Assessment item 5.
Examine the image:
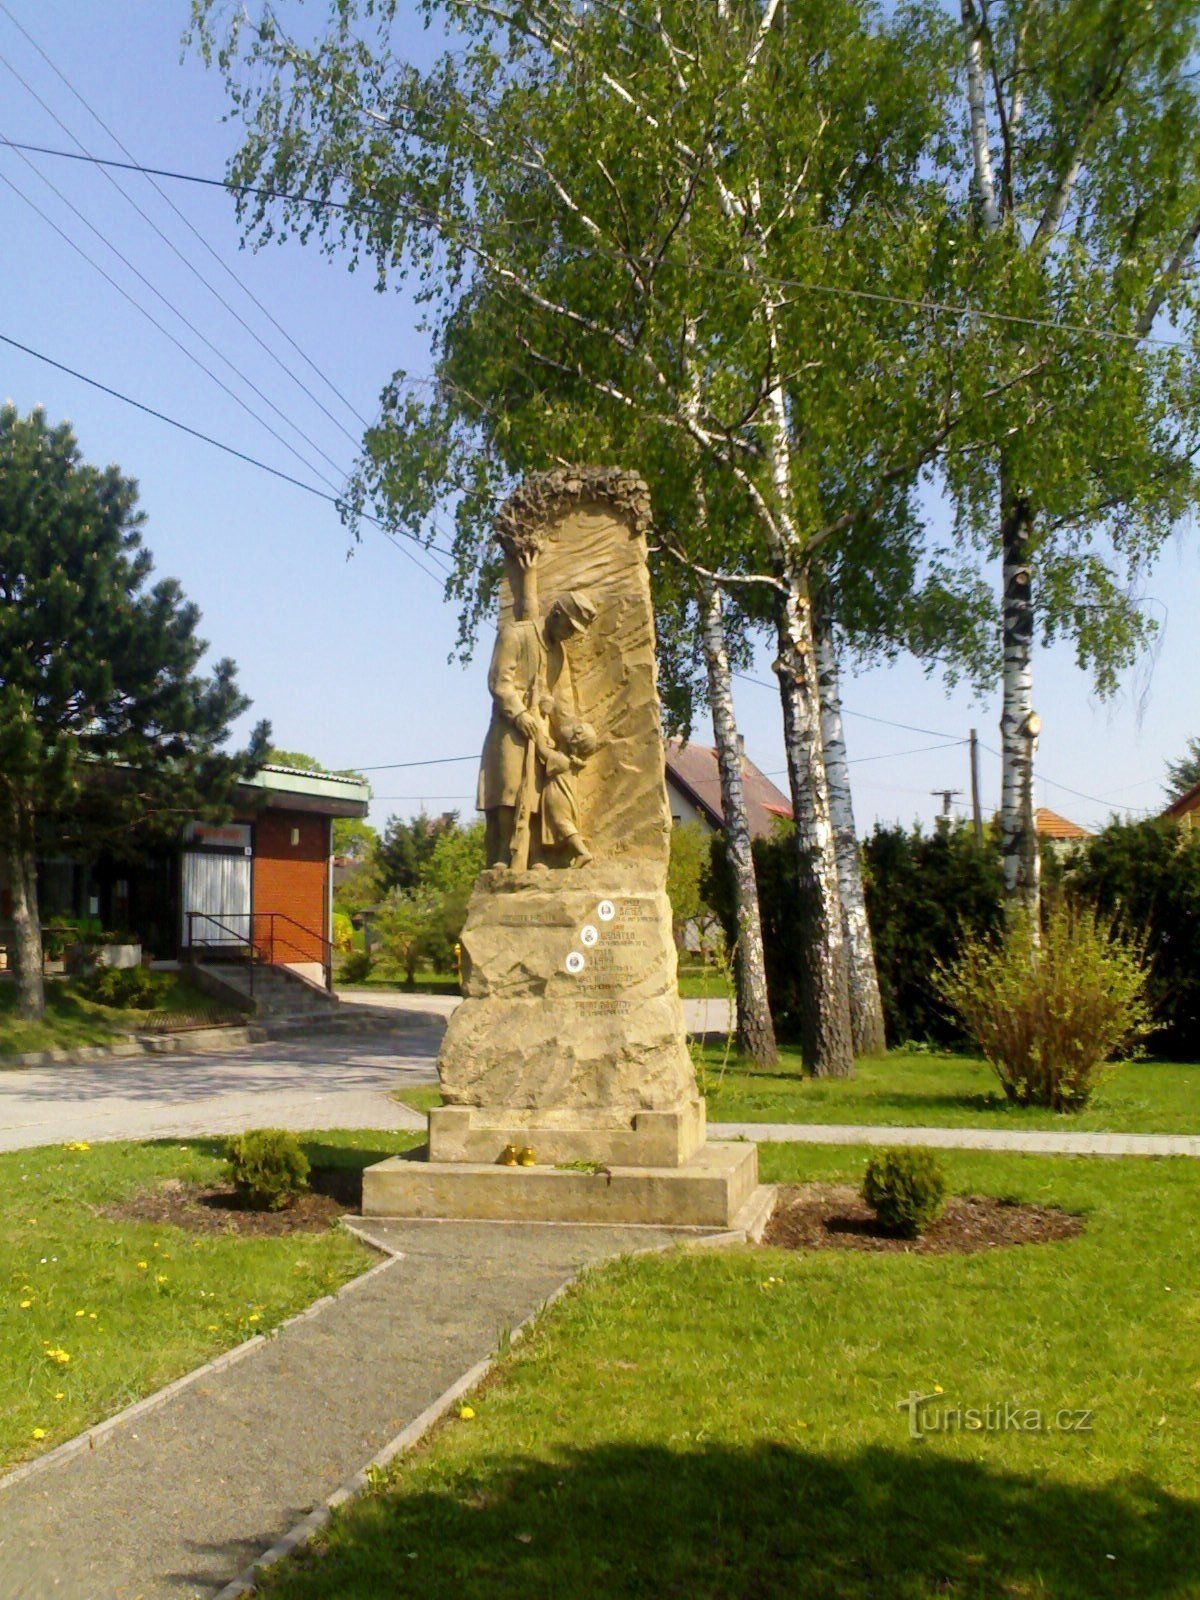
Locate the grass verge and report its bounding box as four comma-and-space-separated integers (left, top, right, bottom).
696, 1046, 1200, 1134
0, 1129, 420, 1470
0, 973, 245, 1059
392, 1049, 1200, 1135
257, 1146, 1199, 1600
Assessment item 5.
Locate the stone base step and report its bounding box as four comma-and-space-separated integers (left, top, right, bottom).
362, 1140, 758, 1229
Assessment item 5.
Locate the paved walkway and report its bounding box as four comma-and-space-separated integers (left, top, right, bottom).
0, 1218, 692, 1600
0, 1024, 436, 1153
710, 1121, 1200, 1157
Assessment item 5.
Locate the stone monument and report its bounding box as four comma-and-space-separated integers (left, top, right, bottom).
363, 468, 763, 1229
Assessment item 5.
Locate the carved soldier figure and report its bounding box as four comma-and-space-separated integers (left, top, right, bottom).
477, 588, 598, 867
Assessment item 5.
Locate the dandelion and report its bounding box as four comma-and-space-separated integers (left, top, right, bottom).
156, 1274, 168, 1286
247, 1312, 260, 1323
136, 1262, 148, 1271
88, 1313, 96, 1320
458, 1405, 476, 1420
75, 1310, 86, 1318
206, 1324, 218, 1333
53, 1392, 64, 1401
44, 1348, 71, 1365
31, 1428, 46, 1440
19, 1300, 31, 1310
933, 1385, 944, 1395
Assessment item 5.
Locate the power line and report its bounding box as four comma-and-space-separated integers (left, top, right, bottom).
0, 87, 350, 486
0, 2, 368, 442
0, 328, 450, 586
355, 754, 479, 772
3, 137, 1195, 357
0, 155, 348, 496
975, 740, 1114, 811
732, 672, 963, 741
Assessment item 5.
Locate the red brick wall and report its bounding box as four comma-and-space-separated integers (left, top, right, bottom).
251, 809, 331, 965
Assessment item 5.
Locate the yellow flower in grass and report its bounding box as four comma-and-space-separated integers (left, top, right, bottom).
75, 1310, 86, 1318
31, 1428, 46, 1440
458, 1405, 476, 1421
19, 1300, 31, 1310
136, 1262, 148, 1271
156, 1275, 168, 1286
44, 1348, 70, 1366
53, 1392, 64, 1401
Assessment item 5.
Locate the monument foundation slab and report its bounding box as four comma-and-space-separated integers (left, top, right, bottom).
362, 1140, 759, 1229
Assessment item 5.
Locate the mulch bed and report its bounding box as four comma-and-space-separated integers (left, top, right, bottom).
102, 1166, 362, 1237
764, 1183, 1083, 1256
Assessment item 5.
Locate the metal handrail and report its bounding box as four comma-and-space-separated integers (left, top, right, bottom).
185, 910, 333, 993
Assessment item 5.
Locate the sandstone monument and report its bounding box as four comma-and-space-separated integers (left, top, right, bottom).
363, 468, 762, 1227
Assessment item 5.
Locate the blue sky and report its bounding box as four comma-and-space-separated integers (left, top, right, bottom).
2, 1, 1196, 837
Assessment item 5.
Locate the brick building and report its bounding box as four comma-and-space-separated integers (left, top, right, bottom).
0, 764, 370, 990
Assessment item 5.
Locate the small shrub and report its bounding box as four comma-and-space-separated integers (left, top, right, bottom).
863, 1147, 948, 1238
331, 911, 354, 954
936, 901, 1150, 1112
339, 948, 374, 984
86, 965, 162, 1009
225, 1129, 310, 1211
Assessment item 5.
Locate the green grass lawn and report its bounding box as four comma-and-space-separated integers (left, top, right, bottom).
393, 1048, 1200, 1135
336, 969, 462, 996
698, 1047, 1200, 1133
254, 1145, 1200, 1600
0, 1130, 420, 1470
675, 966, 732, 1000
0, 973, 245, 1059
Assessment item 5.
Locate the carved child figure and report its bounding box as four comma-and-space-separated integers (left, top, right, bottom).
535, 711, 598, 866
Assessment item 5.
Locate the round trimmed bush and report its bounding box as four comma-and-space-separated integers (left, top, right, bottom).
863, 1147, 947, 1238
225, 1129, 310, 1211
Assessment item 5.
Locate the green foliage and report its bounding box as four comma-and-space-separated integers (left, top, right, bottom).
1164, 738, 1200, 803
84, 966, 163, 1010
338, 949, 374, 984
1064, 820, 1200, 1059
331, 911, 354, 954
936, 903, 1150, 1113
666, 823, 723, 951
376, 812, 460, 895
862, 823, 1006, 1047
862, 1146, 948, 1238
225, 1129, 310, 1212
373, 819, 485, 981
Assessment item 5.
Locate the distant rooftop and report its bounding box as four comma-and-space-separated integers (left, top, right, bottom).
665, 738, 792, 839
1162, 777, 1200, 821
1034, 806, 1092, 841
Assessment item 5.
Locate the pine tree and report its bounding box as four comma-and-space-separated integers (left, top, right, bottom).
0, 406, 268, 1019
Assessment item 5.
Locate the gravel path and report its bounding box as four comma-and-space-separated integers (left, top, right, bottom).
710, 1121, 1200, 1157
0, 1219, 691, 1600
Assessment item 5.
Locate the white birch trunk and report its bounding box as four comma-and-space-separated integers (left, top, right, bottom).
773, 578, 855, 1077
999, 484, 1041, 923
814, 606, 888, 1055
698, 579, 778, 1068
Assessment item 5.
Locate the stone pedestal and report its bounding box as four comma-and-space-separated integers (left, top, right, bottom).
434, 862, 703, 1168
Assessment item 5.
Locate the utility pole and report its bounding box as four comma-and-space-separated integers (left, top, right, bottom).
930, 788, 962, 826
969, 728, 983, 845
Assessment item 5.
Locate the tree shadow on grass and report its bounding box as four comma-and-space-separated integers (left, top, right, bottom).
258, 1441, 1200, 1600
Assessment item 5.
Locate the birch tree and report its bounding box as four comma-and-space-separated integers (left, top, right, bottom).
952, 0, 1200, 920
194, 0, 1006, 1075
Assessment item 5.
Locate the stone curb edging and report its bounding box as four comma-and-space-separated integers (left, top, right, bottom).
0, 1025, 265, 1070
709, 1122, 1200, 1157
0, 1238, 401, 1499
210, 1209, 776, 1600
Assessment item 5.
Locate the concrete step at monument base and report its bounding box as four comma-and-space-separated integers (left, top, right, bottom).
362, 1140, 759, 1229
190, 963, 340, 1020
